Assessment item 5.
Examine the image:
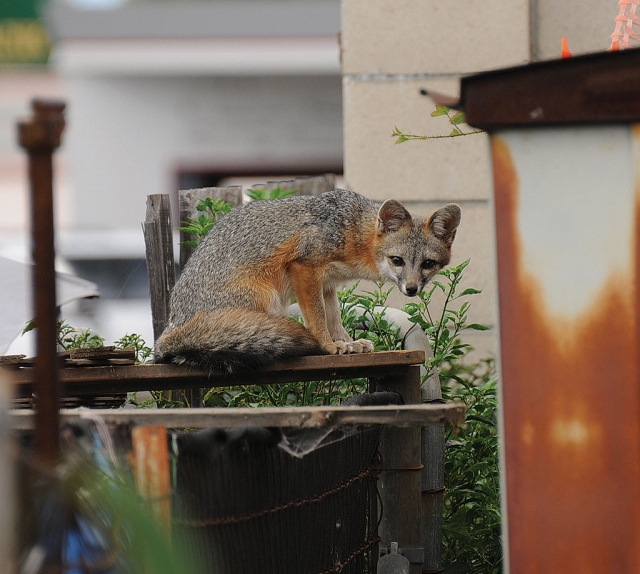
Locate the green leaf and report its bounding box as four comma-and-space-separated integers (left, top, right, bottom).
466, 413, 496, 427
460, 288, 482, 296
467, 323, 490, 331
246, 189, 265, 201
22, 319, 36, 335
431, 104, 450, 117
450, 111, 467, 125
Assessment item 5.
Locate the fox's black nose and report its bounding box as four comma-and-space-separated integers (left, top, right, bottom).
405, 285, 418, 296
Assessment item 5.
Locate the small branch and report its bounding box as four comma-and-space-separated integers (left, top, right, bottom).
392, 128, 484, 144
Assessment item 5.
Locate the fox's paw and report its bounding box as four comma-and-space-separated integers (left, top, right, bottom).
328, 339, 374, 355
352, 339, 374, 353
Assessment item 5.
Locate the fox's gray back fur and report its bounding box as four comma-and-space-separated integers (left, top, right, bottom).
154, 189, 460, 372
166, 190, 376, 327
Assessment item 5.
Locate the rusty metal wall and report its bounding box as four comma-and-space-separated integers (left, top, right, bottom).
491, 124, 640, 573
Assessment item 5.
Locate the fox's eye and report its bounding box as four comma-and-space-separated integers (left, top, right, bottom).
422, 259, 437, 270
389, 256, 404, 267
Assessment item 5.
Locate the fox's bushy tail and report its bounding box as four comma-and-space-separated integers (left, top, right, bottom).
154, 308, 326, 373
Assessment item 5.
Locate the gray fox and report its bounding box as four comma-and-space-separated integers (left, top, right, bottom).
154, 189, 461, 372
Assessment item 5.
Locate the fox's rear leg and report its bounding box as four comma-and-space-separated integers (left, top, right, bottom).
323, 286, 374, 354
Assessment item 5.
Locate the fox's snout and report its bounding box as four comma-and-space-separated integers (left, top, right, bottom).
403, 283, 419, 297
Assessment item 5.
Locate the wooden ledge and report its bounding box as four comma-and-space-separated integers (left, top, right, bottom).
10, 401, 463, 430
9, 350, 426, 397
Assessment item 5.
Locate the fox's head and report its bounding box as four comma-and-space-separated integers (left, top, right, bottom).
375, 199, 461, 297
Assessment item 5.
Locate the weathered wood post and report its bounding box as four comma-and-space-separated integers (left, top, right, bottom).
17, 99, 65, 466
143, 194, 176, 343
376, 366, 424, 574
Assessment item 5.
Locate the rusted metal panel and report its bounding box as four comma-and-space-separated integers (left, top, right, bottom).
491, 125, 640, 572
456, 49, 640, 129
131, 425, 172, 533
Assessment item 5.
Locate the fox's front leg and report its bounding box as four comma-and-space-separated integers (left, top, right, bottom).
324, 286, 374, 354
289, 263, 370, 355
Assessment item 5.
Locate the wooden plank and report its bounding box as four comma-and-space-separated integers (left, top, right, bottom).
293, 174, 335, 196
10, 402, 465, 430
64, 358, 136, 367
0, 355, 25, 365
265, 179, 298, 194
4, 347, 136, 368
68, 346, 116, 358
11, 350, 426, 397
143, 194, 176, 341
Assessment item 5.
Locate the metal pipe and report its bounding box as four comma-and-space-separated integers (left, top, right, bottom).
17, 99, 65, 466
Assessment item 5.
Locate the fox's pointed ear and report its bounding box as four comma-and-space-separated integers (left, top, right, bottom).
426, 204, 461, 246
377, 199, 412, 234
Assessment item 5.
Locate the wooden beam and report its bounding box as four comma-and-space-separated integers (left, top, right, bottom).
9, 402, 465, 430
11, 350, 426, 397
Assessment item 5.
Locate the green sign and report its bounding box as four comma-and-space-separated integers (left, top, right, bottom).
0, 0, 50, 65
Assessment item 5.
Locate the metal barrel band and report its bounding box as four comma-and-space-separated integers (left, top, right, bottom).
174, 461, 377, 528
421, 486, 445, 494
380, 464, 424, 472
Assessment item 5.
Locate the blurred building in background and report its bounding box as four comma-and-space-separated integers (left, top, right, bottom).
1, 0, 342, 352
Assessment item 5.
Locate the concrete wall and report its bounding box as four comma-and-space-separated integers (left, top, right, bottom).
340, 0, 619, 359
64, 74, 343, 233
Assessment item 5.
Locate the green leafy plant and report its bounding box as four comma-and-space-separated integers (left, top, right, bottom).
440, 359, 501, 574
23, 319, 105, 350
245, 186, 299, 201
339, 282, 403, 352
392, 104, 483, 144
403, 259, 489, 379
55, 320, 105, 350
115, 332, 153, 364
178, 196, 233, 247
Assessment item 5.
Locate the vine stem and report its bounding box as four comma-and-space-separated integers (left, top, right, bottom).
395, 130, 484, 142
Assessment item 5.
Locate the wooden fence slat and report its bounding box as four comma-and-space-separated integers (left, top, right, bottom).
143, 194, 176, 342
265, 179, 297, 193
